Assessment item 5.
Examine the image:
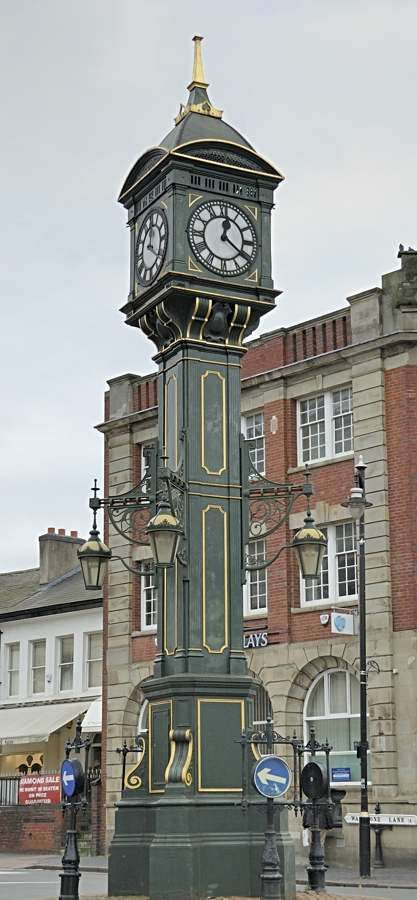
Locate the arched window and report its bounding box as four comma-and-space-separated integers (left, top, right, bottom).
252, 680, 273, 726
304, 669, 369, 786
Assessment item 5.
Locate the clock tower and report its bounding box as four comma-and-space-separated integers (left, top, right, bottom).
109, 37, 294, 900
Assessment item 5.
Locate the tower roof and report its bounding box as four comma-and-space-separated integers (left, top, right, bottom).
118, 36, 283, 204
160, 35, 252, 151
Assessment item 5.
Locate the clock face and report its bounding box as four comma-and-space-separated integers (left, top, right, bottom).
136, 208, 168, 286
188, 200, 257, 276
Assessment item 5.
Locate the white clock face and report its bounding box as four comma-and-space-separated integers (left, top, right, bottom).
136, 208, 168, 286
188, 200, 257, 276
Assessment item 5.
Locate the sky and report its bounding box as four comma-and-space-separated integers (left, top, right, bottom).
1, 0, 416, 571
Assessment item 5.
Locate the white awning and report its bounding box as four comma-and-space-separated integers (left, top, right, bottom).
0, 700, 91, 745
81, 698, 102, 733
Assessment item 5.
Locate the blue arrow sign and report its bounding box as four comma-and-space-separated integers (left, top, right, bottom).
61, 760, 77, 797
253, 755, 292, 799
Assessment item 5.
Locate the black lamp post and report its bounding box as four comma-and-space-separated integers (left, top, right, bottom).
342, 456, 373, 878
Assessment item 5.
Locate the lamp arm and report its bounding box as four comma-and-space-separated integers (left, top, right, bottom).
245, 543, 292, 572
111, 555, 155, 577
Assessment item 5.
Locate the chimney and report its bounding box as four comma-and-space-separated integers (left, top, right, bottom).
39, 528, 84, 585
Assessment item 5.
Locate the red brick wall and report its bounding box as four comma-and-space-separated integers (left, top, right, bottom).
385, 365, 417, 632
0, 805, 65, 852
242, 312, 351, 377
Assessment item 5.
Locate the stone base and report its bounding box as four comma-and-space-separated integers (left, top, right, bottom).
108, 796, 295, 900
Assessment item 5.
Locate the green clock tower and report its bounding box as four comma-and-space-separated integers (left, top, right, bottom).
108, 37, 294, 900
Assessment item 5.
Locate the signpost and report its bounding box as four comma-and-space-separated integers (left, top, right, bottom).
58, 720, 90, 900
239, 720, 335, 898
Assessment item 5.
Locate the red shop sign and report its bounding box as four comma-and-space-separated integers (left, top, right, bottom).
19, 774, 61, 805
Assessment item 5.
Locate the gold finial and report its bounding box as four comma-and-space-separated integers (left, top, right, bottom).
175, 35, 223, 125
188, 35, 208, 90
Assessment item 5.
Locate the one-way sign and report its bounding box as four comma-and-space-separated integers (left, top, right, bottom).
61, 758, 84, 798
253, 755, 292, 799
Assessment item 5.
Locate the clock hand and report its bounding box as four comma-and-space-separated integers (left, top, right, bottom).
147, 224, 154, 251
223, 235, 251, 262
147, 246, 163, 259
220, 217, 231, 241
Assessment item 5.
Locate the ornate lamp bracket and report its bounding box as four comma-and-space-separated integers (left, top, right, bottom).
241, 436, 314, 573
87, 441, 187, 568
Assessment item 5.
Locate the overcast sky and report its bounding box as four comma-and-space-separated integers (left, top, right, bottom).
1, 0, 416, 571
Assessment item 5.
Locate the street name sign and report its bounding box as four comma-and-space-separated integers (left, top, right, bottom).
253, 755, 292, 798
345, 813, 417, 826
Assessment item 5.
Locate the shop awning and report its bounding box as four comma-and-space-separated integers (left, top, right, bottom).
0, 700, 91, 745
81, 697, 102, 733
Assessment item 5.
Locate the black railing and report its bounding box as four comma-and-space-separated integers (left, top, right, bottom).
0, 775, 20, 805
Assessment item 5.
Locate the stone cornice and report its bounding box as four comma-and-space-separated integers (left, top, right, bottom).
241, 330, 417, 390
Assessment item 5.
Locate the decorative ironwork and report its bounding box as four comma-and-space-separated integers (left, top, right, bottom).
89, 441, 187, 574
237, 718, 333, 896
115, 736, 146, 792
244, 447, 314, 571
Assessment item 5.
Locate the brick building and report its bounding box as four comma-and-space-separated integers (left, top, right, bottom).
100, 247, 417, 863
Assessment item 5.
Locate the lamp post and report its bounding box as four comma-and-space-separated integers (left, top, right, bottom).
342, 456, 373, 878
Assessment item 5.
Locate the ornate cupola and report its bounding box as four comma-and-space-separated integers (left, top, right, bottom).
118, 36, 284, 346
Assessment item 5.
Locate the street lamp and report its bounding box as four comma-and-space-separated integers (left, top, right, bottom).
292, 509, 327, 579
78, 480, 111, 591
147, 498, 182, 567
78, 469, 183, 591
342, 455, 373, 878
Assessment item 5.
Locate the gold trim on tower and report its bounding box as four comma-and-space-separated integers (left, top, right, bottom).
201, 504, 228, 653
148, 699, 173, 794
163, 562, 178, 656
243, 204, 258, 220
188, 192, 203, 207
201, 370, 227, 475
245, 269, 258, 283
164, 372, 178, 468
197, 699, 244, 792
188, 256, 202, 273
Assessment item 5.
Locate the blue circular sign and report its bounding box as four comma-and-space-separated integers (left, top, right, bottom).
253, 755, 292, 799
61, 759, 84, 798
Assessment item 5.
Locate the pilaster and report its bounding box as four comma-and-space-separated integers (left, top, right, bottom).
351, 351, 398, 796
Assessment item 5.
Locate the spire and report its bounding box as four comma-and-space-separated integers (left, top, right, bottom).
175, 35, 222, 126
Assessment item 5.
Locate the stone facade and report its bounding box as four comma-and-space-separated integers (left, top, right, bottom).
100, 251, 417, 863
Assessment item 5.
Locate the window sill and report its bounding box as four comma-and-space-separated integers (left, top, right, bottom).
289, 452, 354, 474
292, 598, 358, 614
243, 611, 268, 621
131, 628, 157, 637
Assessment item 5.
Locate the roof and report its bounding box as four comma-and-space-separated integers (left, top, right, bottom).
0, 566, 102, 620
159, 110, 253, 152
118, 37, 283, 204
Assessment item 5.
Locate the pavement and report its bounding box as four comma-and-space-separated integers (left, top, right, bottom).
0, 853, 415, 899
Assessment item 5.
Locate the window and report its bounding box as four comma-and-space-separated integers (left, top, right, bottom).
302, 522, 357, 606
243, 412, 265, 475
86, 633, 102, 689
304, 669, 369, 785
298, 387, 352, 464
7, 643, 20, 697
244, 540, 267, 615
58, 636, 74, 691
30, 639, 46, 694
141, 564, 157, 630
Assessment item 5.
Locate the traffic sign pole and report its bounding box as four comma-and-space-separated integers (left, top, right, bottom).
58, 719, 90, 900
259, 719, 282, 900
